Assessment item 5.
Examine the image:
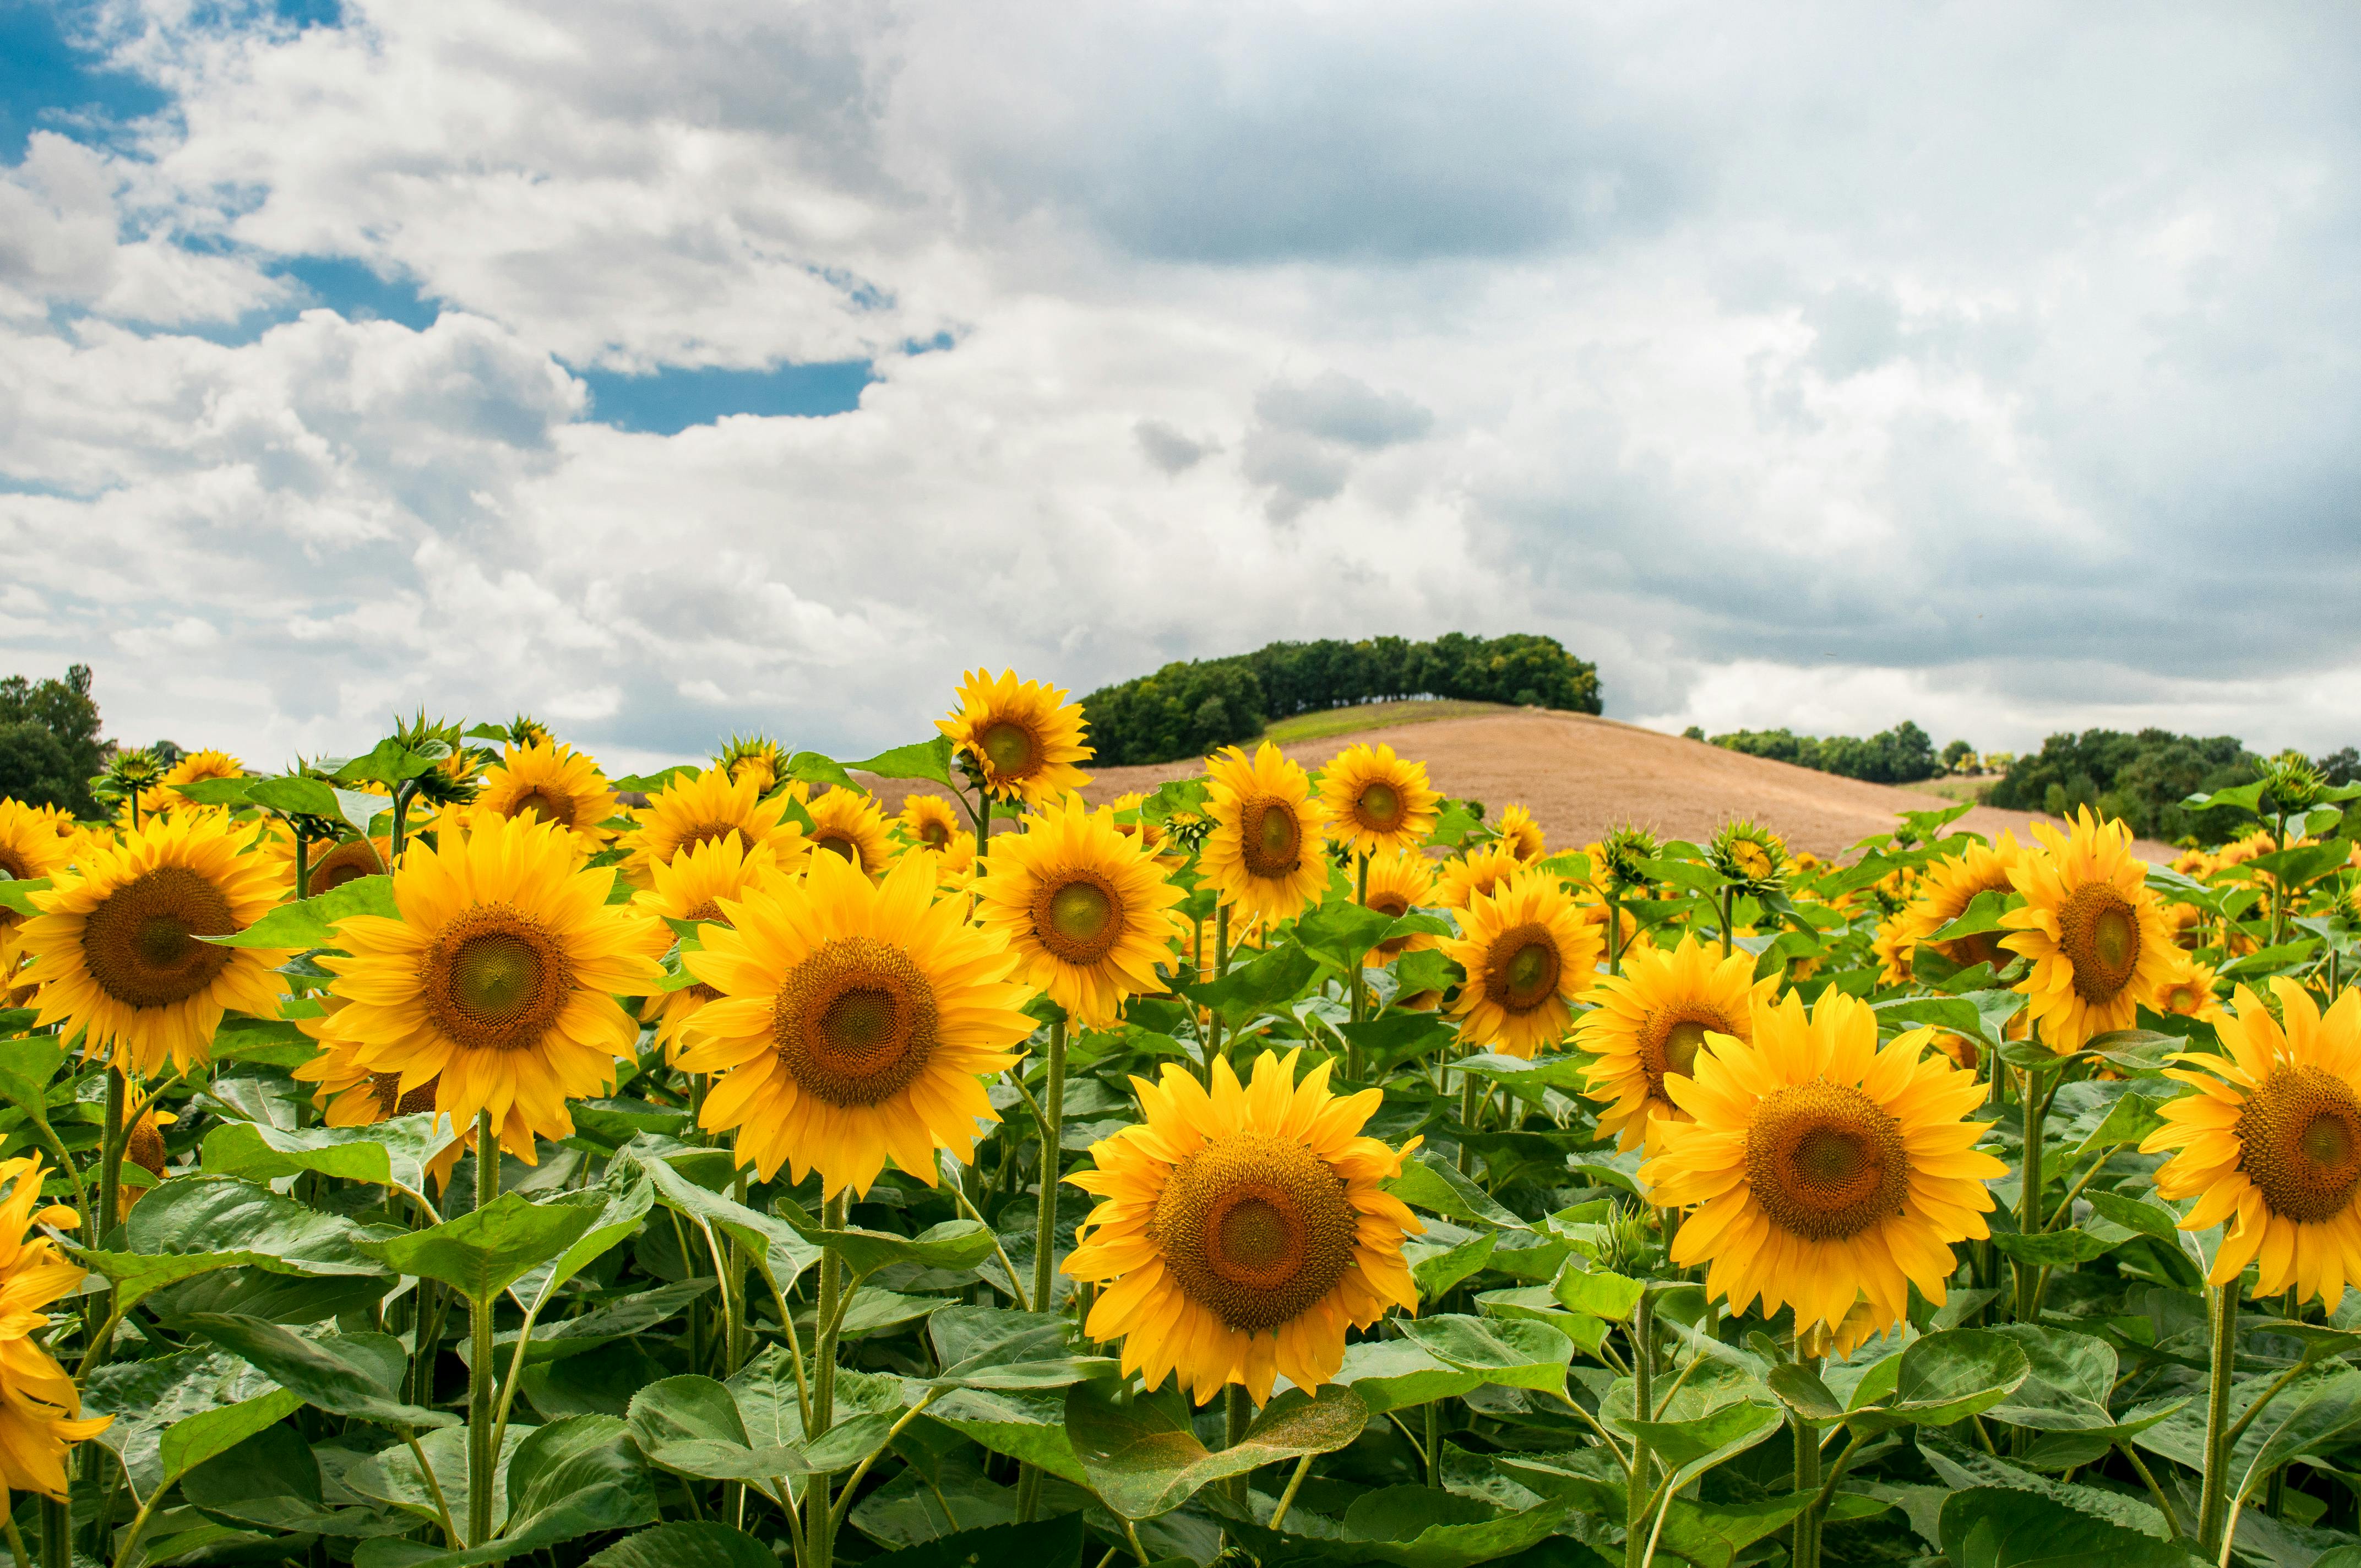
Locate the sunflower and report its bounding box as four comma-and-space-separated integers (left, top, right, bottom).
1707, 819, 1788, 895
0, 1157, 110, 1502
19, 814, 288, 1077
1434, 844, 1525, 911
617, 766, 807, 886
2145, 980, 2361, 1307
2000, 809, 2174, 1051
1441, 867, 1603, 1059
1316, 743, 1440, 858
1200, 743, 1328, 925
1108, 791, 1169, 858
1358, 850, 1440, 968
277, 834, 392, 901
2157, 954, 2228, 1023
140, 748, 246, 816
1872, 833, 2026, 985
1494, 803, 1547, 863
471, 741, 621, 856
929, 832, 981, 895
635, 835, 788, 1058
1644, 990, 2004, 1356
938, 668, 1094, 806
0, 802, 78, 975
804, 788, 894, 875
890, 793, 963, 855
1064, 1049, 1422, 1404
1576, 933, 1778, 1152
315, 814, 661, 1160
676, 849, 1036, 1196
972, 795, 1185, 1028
716, 734, 786, 794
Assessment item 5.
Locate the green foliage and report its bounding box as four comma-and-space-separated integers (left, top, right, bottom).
1079, 633, 1602, 765
1708, 718, 1942, 783
1985, 727, 2261, 841
0, 662, 104, 814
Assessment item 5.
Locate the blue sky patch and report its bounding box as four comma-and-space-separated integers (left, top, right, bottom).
1, 1, 170, 162
577, 361, 875, 434
273, 255, 440, 330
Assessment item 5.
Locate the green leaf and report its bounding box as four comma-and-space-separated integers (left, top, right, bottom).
628, 1150, 818, 1291
1296, 901, 1445, 972
347, 1423, 534, 1537
1845, 1330, 2031, 1431
83, 1175, 392, 1308
1386, 1151, 1532, 1232
335, 738, 448, 788
1333, 1337, 1483, 1413
247, 776, 391, 839
1340, 1011, 1460, 1072
182, 1314, 456, 1429
1989, 1228, 2119, 1267
1064, 1379, 1368, 1519
1179, 941, 1321, 1026
85, 1349, 289, 1501
784, 752, 861, 793
0, 879, 47, 918
200, 1114, 458, 1203
1217, 1483, 1579, 1568
924, 1306, 1118, 1390
924, 1389, 1090, 1487
2232, 1364, 2361, 1504
2084, 1190, 2183, 1243
1552, 1267, 1644, 1322
587, 1523, 784, 1568
181, 1422, 410, 1539
860, 1518, 1089, 1568
203, 874, 396, 949
359, 1193, 603, 1306
498, 1280, 714, 1365
1936, 1488, 2201, 1567
774, 1196, 995, 1279
846, 738, 958, 788
157, 1389, 307, 1493
1621, 1399, 1782, 1479
1395, 1314, 1573, 1393
0, 1035, 67, 1142
1408, 1233, 1498, 1300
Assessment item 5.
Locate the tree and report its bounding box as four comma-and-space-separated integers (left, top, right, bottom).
0, 664, 104, 815
1941, 738, 1976, 772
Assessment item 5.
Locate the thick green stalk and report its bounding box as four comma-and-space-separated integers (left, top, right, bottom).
1789, 1354, 1825, 1568
467, 1110, 499, 1547
2199, 1280, 2239, 1556
1607, 890, 1623, 977
1353, 852, 1370, 1027
1032, 1014, 1067, 1314
1225, 1385, 1251, 1518
807, 1191, 850, 1568
1717, 886, 1734, 959
293, 833, 311, 901
1624, 1296, 1655, 1568
96, 1069, 126, 1243
38, 1496, 67, 1568
1206, 906, 1231, 1082
1424, 1401, 1440, 1488
2015, 1069, 2047, 1323
1457, 1069, 1480, 1177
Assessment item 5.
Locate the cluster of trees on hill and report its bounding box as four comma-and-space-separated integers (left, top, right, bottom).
0, 666, 104, 815
1079, 633, 1601, 766
1985, 729, 2267, 842
1700, 721, 1950, 785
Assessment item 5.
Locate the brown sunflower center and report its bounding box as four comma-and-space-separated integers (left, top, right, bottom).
1151, 1131, 1359, 1332
1744, 1081, 1910, 1242
2057, 882, 2141, 1003
419, 906, 574, 1052
1238, 798, 1303, 878
512, 788, 577, 829
678, 821, 740, 853
1482, 923, 1562, 1015
682, 898, 728, 925
814, 829, 862, 865
979, 720, 1040, 779
369, 1072, 442, 1118
918, 817, 952, 848
1367, 891, 1413, 956
1356, 781, 1403, 832
79, 865, 238, 1009
2235, 1065, 2361, 1223
1031, 870, 1123, 965
1642, 1011, 1729, 1092
303, 837, 385, 898
0, 845, 30, 880
771, 936, 939, 1107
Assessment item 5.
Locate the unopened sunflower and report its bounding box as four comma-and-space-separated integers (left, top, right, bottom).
2146, 980, 2361, 1307
1873, 833, 2025, 985
1316, 742, 1440, 858
715, 733, 786, 793
617, 765, 807, 886
1644, 991, 2003, 1356
972, 794, 1184, 1028
678, 849, 1036, 1196
636, 835, 790, 1057
1493, 803, 1547, 862
20, 813, 289, 1076
1201, 743, 1328, 925
1064, 1049, 1422, 1404
318, 813, 661, 1159
1357, 849, 1439, 967
1576, 933, 1777, 1152
938, 668, 1094, 806
1434, 843, 1525, 911
897, 793, 965, 853
2000, 809, 2173, 1050
1441, 867, 1602, 1058
1707, 819, 1787, 895
804, 788, 894, 875
472, 741, 621, 856
0, 1157, 110, 1502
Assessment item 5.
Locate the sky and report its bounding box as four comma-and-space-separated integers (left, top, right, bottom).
3, 0, 2358, 776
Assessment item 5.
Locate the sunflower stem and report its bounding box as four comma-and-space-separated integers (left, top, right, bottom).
294, 832, 311, 901
1624, 1291, 1655, 1568
1425, 1400, 1440, 1487
1353, 852, 1370, 1028
2198, 1278, 2239, 1556
1032, 1012, 1067, 1316
467, 1109, 498, 1547
37, 1494, 67, 1568
1271, 1453, 1315, 1530
1788, 1352, 1824, 1568
2015, 1066, 2047, 1324
1224, 1385, 1250, 1513
1206, 905, 1231, 1084
1717, 886, 1734, 960
808, 1191, 850, 1568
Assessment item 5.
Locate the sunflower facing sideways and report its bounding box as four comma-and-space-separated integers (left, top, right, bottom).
1201, 742, 1329, 925
938, 668, 1094, 807
0, 801, 77, 970
290, 1000, 469, 1189
804, 788, 895, 875
677, 848, 1037, 1197
0, 1157, 110, 1502
2144, 979, 2361, 1307
1494, 803, 1547, 862
1064, 1049, 1423, 1404
1357, 849, 1439, 967
1999, 808, 2174, 1050
1643, 990, 2004, 1356
1873, 832, 2025, 986
1576, 933, 1778, 1152
1441, 867, 1604, 1058
19, 813, 289, 1077
471, 740, 622, 857
972, 794, 1185, 1028
897, 793, 965, 853
139, 747, 246, 816
616, 765, 807, 886
635, 835, 788, 1058
316, 813, 661, 1159
1316, 742, 1441, 859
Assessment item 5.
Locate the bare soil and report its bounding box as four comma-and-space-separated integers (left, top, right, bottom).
864, 710, 2175, 862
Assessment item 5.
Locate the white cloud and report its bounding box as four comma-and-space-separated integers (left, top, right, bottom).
2, 0, 2358, 771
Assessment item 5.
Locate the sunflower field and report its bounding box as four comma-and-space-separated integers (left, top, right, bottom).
3, 678, 2361, 1568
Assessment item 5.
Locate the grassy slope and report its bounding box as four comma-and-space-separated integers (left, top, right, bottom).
1259, 699, 1516, 745
1901, 775, 1994, 804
